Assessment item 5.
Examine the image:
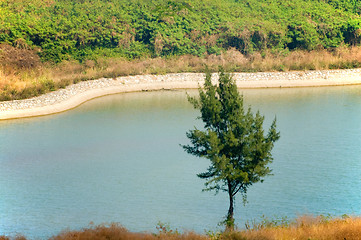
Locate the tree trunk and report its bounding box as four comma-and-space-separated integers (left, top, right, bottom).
226, 182, 235, 231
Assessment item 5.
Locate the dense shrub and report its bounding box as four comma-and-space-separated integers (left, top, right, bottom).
1, 0, 361, 63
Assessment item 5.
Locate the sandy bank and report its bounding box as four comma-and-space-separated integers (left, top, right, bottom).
1, 69, 361, 120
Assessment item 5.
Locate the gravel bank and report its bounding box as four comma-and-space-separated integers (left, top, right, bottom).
1, 69, 361, 120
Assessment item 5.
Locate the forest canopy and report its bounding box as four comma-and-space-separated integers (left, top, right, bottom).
1, 0, 361, 63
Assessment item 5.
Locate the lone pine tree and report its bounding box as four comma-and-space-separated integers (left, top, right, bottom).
183, 69, 280, 230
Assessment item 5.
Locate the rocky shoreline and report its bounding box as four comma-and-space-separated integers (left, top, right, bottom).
1, 68, 361, 120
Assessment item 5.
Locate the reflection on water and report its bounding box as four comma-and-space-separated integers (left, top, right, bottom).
1, 86, 361, 238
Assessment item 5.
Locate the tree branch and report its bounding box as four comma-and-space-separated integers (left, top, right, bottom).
232, 183, 243, 197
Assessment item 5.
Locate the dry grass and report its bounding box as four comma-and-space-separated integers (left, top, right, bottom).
225, 216, 361, 240
2, 216, 361, 240
2, 44, 361, 101
50, 46, 361, 81
49, 223, 207, 240
0, 235, 26, 240
0, 43, 55, 100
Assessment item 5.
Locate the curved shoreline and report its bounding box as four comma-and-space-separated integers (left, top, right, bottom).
1, 69, 361, 120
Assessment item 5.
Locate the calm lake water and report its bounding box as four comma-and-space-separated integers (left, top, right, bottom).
1, 86, 361, 239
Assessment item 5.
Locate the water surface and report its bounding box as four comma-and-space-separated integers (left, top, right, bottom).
1, 86, 361, 238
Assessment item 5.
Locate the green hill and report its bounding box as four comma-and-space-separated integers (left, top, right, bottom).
1, 0, 361, 63
1, 0, 361, 101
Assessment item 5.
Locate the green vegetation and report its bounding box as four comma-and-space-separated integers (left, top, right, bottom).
2, 0, 361, 101
1, 0, 361, 63
183, 69, 280, 230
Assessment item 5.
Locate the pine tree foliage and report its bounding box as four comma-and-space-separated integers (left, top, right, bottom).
183, 69, 280, 229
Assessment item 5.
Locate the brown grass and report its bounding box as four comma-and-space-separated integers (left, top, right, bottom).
0, 43, 55, 101
1, 216, 361, 240
226, 216, 361, 240
0, 235, 26, 240
2, 44, 361, 101
49, 223, 207, 240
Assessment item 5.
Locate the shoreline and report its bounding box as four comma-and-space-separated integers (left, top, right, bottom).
1, 68, 361, 120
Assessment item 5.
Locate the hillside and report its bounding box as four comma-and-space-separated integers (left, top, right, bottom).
1, 0, 361, 62
1, 0, 361, 101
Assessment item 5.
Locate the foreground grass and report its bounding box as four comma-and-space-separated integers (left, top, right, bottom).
2, 216, 361, 240
2, 45, 361, 101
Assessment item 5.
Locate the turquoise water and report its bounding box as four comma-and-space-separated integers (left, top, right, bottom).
1, 86, 361, 239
